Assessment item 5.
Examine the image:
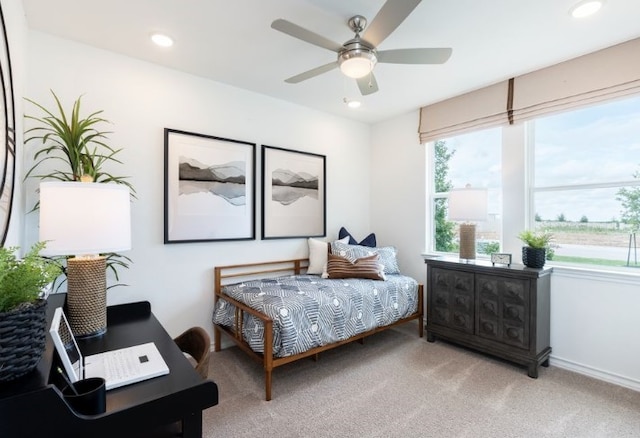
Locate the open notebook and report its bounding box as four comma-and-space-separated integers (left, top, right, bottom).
50, 306, 170, 390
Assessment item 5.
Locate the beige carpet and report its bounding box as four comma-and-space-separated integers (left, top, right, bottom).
202, 322, 640, 437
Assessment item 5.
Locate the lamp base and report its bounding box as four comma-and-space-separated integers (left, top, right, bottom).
459, 223, 477, 260
67, 256, 107, 338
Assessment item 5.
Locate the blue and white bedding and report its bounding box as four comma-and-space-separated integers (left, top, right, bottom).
212, 274, 419, 358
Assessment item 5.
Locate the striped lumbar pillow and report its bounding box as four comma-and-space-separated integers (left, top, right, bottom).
326, 253, 385, 280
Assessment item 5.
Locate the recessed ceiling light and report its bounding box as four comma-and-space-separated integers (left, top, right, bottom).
343, 98, 361, 109
569, 0, 604, 18
151, 33, 174, 47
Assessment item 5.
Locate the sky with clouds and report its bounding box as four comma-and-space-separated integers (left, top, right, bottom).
440, 94, 640, 223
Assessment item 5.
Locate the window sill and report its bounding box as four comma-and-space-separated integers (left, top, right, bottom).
546, 261, 640, 285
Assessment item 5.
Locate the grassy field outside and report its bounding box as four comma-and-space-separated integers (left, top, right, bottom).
540, 221, 632, 247
473, 221, 638, 267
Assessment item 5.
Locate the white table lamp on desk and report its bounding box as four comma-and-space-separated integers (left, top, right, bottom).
39, 182, 131, 338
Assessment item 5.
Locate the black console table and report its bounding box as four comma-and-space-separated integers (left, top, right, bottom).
425, 257, 552, 378
0, 293, 218, 437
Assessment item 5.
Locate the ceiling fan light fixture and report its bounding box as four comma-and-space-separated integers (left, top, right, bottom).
339, 50, 377, 79
569, 0, 604, 18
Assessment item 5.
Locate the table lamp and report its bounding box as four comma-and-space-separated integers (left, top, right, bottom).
448, 185, 488, 260
39, 182, 131, 338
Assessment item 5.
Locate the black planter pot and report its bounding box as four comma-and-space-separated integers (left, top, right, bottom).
522, 247, 546, 268
0, 299, 48, 382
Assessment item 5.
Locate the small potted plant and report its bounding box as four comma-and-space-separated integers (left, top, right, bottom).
517, 230, 553, 268
0, 242, 62, 381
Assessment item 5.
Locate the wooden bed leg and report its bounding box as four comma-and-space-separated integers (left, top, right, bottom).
213, 325, 221, 352
418, 284, 425, 337
264, 319, 274, 401
265, 369, 272, 401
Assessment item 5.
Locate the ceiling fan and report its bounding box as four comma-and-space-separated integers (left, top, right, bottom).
271, 0, 452, 96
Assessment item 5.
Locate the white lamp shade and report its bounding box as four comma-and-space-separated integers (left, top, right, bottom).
39, 182, 131, 256
448, 187, 488, 222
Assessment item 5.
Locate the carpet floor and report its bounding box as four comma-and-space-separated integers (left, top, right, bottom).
202, 321, 640, 437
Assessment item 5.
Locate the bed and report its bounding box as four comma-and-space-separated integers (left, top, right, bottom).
211, 241, 423, 401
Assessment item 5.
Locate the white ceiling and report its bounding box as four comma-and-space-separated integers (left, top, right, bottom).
21, 0, 640, 124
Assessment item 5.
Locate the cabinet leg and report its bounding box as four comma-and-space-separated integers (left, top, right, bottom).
542, 358, 550, 368
527, 363, 539, 379
426, 332, 435, 343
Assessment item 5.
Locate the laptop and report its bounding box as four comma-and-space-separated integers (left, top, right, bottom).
50, 306, 170, 390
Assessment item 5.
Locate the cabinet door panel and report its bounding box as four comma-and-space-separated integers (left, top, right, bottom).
430, 268, 474, 334
476, 275, 530, 349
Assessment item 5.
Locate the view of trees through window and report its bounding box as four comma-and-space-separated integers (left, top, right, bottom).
432, 128, 502, 256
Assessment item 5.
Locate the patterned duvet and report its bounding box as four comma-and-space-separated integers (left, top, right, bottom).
212, 274, 419, 358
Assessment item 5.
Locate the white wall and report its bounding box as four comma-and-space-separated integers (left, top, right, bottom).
371, 112, 640, 391
370, 111, 426, 284
550, 269, 640, 390
23, 31, 372, 338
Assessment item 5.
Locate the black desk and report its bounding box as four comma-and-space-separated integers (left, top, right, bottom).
0, 294, 218, 437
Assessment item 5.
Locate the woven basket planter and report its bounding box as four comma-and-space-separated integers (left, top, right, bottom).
522, 247, 546, 269
0, 299, 48, 382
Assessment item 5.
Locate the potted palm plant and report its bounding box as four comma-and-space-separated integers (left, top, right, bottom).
518, 229, 553, 268
24, 90, 135, 190
23, 91, 135, 290
0, 242, 62, 381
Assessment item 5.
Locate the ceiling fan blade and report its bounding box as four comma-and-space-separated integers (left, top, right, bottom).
377, 48, 452, 64
271, 19, 343, 53
285, 61, 338, 84
357, 73, 379, 96
362, 0, 422, 48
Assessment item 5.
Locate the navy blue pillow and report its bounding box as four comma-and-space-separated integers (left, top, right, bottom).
338, 227, 377, 248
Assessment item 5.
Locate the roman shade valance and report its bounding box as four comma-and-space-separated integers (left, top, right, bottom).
419, 36, 640, 144
511, 37, 640, 123
418, 80, 511, 143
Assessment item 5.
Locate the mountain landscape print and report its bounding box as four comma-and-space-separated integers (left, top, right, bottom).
261, 145, 325, 239
271, 168, 318, 205
165, 129, 256, 243
179, 157, 246, 206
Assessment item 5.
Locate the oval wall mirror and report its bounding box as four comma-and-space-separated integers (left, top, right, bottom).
0, 4, 16, 246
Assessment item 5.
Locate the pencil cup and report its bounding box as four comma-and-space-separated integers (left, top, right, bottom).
62, 377, 106, 415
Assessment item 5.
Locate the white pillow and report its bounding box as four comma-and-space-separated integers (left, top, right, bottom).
307, 236, 350, 275
307, 238, 329, 275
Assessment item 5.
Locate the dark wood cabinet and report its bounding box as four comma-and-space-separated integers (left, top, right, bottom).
425, 257, 552, 378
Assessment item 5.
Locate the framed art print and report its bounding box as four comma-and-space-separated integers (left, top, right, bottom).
164, 128, 255, 243
261, 145, 326, 239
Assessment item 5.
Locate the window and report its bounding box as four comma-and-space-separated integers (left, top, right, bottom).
429, 128, 502, 256
531, 95, 640, 267
427, 94, 640, 270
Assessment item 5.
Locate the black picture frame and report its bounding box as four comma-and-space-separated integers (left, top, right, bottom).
261, 145, 326, 240
164, 128, 256, 243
